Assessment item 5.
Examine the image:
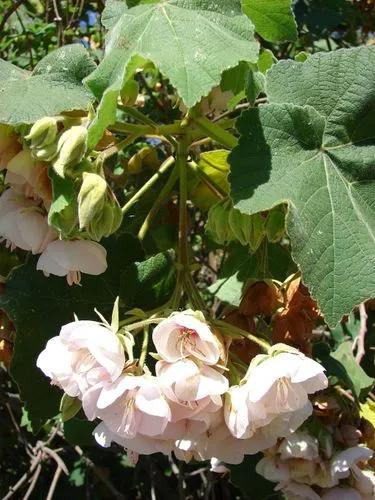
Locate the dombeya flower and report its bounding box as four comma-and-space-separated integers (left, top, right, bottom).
83, 375, 171, 439
156, 358, 228, 403
37, 239, 107, 285
37, 320, 125, 398
152, 310, 223, 365
0, 189, 56, 253
246, 345, 328, 413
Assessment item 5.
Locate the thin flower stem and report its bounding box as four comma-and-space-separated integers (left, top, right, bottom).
138, 163, 179, 240
125, 317, 164, 332
139, 326, 149, 368
213, 319, 271, 353
122, 156, 175, 214
192, 116, 238, 149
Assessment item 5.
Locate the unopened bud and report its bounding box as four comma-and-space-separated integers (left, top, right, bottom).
266, 207, 285, 243
206, 198, 234, 244
121, 79, 140, 107
32, 141, 58, 162
78, 172, 107, 229
53, 126, 88, 177
25, 117, 58, 149
87, 196, 123, 241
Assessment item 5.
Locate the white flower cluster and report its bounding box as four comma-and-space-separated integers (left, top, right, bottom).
0, 126, 107, 285
256, 431, 375, 499
37, 310, 328, 465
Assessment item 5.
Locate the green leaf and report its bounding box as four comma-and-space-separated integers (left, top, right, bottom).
0, 45, 96, 125
209, 243, 296, 306
242, 0, 297, 42
85, 0, 258, 145
60, 394, 82, 422
332, 341, 374, 400
0, 234, 143, 431
48, 169, 78, 237
121, 251, 176, 309
230, 47, 375, 327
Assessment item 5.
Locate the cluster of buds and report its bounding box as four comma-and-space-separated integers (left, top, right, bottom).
206, 197, 285, 251
0, 119, 116, 285
37, 309, 329, 465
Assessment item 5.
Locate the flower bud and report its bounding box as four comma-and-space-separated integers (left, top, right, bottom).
120, 79, 140, 107
228, 208, 266, 251
25, 117, 58, 149
206, 198, 234, 244
53, 126, 88, 177
87, 198, 122, 241
266, 207, 286, 243
78, 172, 107, 229
32, 142, 58, 162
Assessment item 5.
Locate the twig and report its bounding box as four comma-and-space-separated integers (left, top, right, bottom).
46, 466, 63, 500
3, 451, 43, 500
355, 303, 368, 364
23, 464, 42, 500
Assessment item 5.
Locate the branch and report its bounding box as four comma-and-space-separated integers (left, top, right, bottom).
355, 302, 368, 364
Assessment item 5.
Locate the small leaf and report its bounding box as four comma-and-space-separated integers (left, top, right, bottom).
242, 0, 297, 42
0, 45, 96, 125
332, 341, 374, 400
60, 394, 82, 422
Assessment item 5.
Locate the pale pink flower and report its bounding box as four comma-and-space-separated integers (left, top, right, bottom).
37, 239, 107, 285
5, 149, 51, 203
37, 320, 125, 398
210, 458, 229, 475
83, 375, 171, 439
246, 347, 328, 415
152, 310, 222, 365
93, 421, 175, 456
156, 358, 228, 403
321, 487, 362, 500
279, 431, 320, 461
277, 482, 321, 500
0, 189, 55, 253
330, 446, 373, 485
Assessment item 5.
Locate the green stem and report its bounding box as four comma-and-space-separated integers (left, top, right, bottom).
192, 116, 238, 149
176, 138, 189, 271
125, 317, 164, 332
138, 163, 179, 241
99, 134, 141, 161
139, 326, 149, 368
122, 156, 175, 214
213, 319, 271, 353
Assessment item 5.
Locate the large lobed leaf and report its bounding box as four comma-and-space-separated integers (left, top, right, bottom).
242, 0, 297, 42
0, 45, 96, 125
85, 0, 258, 146
230, 47, 375, 327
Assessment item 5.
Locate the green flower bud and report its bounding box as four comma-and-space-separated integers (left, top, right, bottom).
120, 79, 140, 107
249, 213, 266, 252
206, 198, 234, 244
265, 207, 286, 243
78, 172, 107, 229
53, 126, 88, 177
25, 117, 58, 149
87, 197, 123, 241
228, 207, 250, 246
32, 141, 58, 162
